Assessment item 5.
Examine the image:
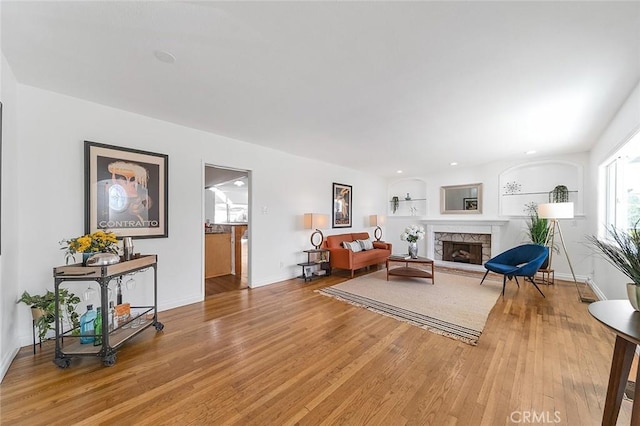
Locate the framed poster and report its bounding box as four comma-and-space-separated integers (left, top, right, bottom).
332, 182, 352, 228
464, 197, 478, 211
85, 141, 168, 238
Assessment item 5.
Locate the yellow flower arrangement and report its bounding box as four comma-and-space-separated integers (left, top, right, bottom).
61, 231, 119, 263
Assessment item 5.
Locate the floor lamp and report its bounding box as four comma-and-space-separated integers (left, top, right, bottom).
537, 202, 595, 303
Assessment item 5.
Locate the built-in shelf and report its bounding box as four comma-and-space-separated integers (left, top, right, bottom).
501, 190, 578, 197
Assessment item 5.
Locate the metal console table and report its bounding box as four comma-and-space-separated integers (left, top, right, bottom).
52, 255, 164, 368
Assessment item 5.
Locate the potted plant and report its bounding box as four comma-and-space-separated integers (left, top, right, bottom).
588, 222, 640, 310
17, 288, 81, 341
60, 230, 119, 264
526, 213, 552, 269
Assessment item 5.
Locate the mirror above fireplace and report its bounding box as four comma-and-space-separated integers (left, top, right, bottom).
440, 183, 483, 214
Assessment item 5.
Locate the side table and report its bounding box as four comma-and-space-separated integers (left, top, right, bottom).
588, 300, 640, 425
536, 268, 554, 285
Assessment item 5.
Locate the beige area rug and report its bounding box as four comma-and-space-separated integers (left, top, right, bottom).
317, 270, 502, 345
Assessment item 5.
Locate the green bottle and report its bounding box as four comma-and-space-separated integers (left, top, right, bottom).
94, 307, 102, 346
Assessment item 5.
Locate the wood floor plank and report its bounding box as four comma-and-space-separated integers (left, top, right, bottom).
0, 267, 633, 425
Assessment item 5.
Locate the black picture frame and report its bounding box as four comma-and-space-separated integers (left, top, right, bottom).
332, 182, 352, 228
463, 197, 478, 211
84, 141, 168, 238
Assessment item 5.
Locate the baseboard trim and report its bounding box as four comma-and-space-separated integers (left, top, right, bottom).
0, 344, 20, 383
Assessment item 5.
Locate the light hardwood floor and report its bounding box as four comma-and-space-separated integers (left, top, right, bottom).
0, 267, 632, 425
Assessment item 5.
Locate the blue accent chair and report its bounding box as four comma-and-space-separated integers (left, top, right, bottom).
480, 244, 549, 297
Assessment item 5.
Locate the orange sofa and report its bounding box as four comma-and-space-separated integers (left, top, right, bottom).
322, 232, 392, 277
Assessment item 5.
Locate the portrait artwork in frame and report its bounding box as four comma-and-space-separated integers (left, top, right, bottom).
464, 197, 478, 211
332, 182, 352, 228
85, 141, 168, 238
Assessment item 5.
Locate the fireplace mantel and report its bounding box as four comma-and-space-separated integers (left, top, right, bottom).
420, 218, 509, 227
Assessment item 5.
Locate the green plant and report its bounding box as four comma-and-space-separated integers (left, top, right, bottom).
588, 222, 640, 285
527, 213, 549, 245
17, 288, 81, 340
391, 196, 399, 214
60, 230, 118, 263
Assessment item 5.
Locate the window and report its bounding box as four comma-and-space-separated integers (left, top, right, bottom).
604, 130, 640, 231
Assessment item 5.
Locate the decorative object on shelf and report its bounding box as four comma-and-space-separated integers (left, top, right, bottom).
304, 213, 329, 249
17, 288, 81, 343
588, 220, 640, 310
405, 193, 411, 201
523, 201, 538, 216
503, 181, 522, 195
410, 206, 418, 216
549, 185, 569, 203
369, 215, 385, 241
400, 224, 425, 259
84, 141, 169, 239
122, 237, 134, 261
60, 230, 119, 265
85, 252, 120, 266
332, 182, 352, 228
538, 202, 593, 303
391, 196, 399, 214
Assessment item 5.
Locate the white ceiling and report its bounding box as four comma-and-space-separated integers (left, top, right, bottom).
2, 1, 639, 177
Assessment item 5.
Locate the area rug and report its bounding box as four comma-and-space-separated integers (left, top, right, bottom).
317, 270, 502, 345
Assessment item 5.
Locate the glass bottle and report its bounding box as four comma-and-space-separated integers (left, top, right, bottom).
79, 304, 97, 344
93, 307, 102, 346
108, 301, 115, 332
116, 279, 123, 305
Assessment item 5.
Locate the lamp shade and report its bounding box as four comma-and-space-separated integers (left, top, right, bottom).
369, 215, 385, 227
537, 202, 574, 219
304, 213, 329, 230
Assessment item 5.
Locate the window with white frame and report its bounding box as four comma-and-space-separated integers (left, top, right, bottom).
604, 130, 640, 231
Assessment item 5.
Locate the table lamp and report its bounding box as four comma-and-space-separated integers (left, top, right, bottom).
369, 215, 385, 241
304, 213, 329, 249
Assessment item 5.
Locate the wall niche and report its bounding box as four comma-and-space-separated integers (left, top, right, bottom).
388, 178, 427, 217
499, 161, 583, 217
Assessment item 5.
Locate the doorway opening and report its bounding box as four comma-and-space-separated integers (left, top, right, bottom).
204, 165, 250, 296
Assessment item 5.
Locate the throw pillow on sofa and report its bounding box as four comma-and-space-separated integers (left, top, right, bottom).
343, 241, 362, 252
356, 239, 374, 250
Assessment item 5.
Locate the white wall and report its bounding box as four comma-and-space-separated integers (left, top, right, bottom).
0, 84, 387, 381
384, 152, 591, 282
0, 54, 22, 380
588, 80, 640, 299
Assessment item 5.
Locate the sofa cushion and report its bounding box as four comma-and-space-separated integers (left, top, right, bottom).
357, 238, 374, 251
325, 234, 355, 248
343, 240, 363, 252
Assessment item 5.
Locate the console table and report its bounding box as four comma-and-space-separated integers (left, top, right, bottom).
588, 300, 640, 425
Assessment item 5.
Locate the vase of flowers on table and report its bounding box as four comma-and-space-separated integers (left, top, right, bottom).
60, 230, 119, 265
400, 225, 425, 259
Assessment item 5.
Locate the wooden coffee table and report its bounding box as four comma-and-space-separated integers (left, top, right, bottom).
386, 255, 435, 283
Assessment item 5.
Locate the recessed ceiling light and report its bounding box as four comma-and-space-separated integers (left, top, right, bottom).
153, 50, 176, 64
397, 170, 403, 174
233, 180, 245, 187
450, 162, 458, 166
526, 150, 537, 155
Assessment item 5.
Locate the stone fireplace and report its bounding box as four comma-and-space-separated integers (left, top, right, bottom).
423, 220, 508, 269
